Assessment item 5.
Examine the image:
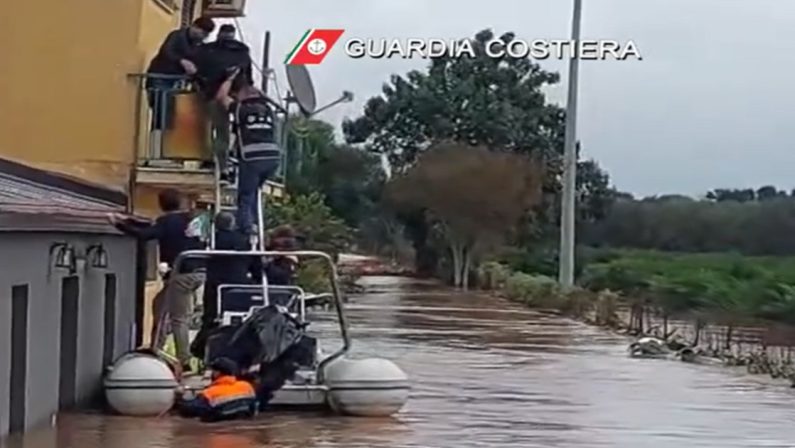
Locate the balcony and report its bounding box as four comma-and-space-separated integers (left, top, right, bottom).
130, 73, 285, 200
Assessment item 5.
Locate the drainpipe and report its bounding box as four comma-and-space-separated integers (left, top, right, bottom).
127, 75, 143, 214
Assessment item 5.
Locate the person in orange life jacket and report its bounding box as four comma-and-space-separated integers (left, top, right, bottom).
178, 357, 257, 421
215, 69, 282, 236
109, 189, 205, 373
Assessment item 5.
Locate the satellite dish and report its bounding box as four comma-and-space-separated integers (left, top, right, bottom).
285, 64, 317, 116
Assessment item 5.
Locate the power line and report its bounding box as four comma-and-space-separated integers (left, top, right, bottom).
233, 18, 285, 108
233, 19, 264, 74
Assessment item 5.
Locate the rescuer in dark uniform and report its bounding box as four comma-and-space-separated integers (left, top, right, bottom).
215, 68, 281, 237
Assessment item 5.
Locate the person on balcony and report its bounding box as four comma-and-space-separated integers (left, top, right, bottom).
108, 188, 206, 375
216, 69, 281, 237
194, 24, 254, 181
145, 17, 216, 156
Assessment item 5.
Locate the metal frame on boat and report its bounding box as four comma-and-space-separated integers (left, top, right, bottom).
173, 249, 351, 406
106, 63, 408, 416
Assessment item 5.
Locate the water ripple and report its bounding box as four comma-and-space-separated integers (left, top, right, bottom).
10, 276, 795, 447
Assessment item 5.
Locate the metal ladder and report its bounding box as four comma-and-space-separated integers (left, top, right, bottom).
208, 150, 271, 306
209, 157, 240, 249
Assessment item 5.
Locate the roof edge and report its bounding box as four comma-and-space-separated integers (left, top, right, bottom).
0, 157, 128, 207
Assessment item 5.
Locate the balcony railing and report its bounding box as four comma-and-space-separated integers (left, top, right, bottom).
130, 73, 286, 183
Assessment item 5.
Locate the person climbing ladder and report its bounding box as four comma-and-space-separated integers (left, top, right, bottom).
214, 68, 282, 238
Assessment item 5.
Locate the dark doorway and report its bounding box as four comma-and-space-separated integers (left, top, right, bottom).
9, 284, 29, 433
134, 240, 148, 347
102, 274, 117, 369
59, 276, 80, 410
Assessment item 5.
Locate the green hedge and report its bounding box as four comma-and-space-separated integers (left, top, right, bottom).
579, 250, 795, 325
477, 262, 615, 320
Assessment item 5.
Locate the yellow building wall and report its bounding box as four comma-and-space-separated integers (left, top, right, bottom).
0, 0, 213, 194
138, 1, 181, 64
0, 0, 144, 191
1, 0, 257, 348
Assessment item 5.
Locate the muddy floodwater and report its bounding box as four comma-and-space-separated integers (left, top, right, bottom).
6, 276, 795, 447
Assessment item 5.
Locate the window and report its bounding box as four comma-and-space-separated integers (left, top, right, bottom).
59, 277, 79, 411
9, 284, 29, 434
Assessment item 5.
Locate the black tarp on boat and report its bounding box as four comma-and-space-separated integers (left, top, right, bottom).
204, 305, 317, 408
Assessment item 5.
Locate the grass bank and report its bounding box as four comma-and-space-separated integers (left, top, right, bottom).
479, 250, 795, 385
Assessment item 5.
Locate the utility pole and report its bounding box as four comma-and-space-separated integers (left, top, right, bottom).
261, 31, 288, 186
558, 0, 583, 288
261, 31, 271, 94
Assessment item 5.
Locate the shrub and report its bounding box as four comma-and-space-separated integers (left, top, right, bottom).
504, 272, 562, 308
296, 260, 332, 293
594, 290, 621, 327
477, 262, 512, 290
579, 249, 795, 325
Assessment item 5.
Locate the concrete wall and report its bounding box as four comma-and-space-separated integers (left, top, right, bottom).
0, 232, 138, 437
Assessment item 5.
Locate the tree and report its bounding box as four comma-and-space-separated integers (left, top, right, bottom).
285, 117, 388, 238
343, 29, 564, 171
584, 189, 795, 255
342, 29, 621, 272
284, 117, 337, 194
706, 188, 756, 202
311, 145, 385, 228
756, 185, 785, 201
386, 142, 543, 289
267, 192, 353, 257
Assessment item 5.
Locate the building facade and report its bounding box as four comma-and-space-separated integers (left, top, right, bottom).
1, 0, 281, 351
0, 0, 271, 208
0, 159, 141, 437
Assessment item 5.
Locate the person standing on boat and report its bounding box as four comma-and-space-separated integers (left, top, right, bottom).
109, 188, 205, 374
191, 212, 263, 361
215, 69, 282, 237
265, 226, 299, 281
263, 225, 299, 307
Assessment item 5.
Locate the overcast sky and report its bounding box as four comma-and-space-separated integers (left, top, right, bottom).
236, 0, 795, 197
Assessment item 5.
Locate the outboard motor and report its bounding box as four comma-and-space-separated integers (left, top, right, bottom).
204, 304, 317, 408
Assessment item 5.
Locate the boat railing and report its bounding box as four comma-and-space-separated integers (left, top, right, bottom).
173, 249, 351, 369
217, 283, 309, 322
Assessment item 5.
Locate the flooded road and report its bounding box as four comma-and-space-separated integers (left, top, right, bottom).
7, 276, 795, 447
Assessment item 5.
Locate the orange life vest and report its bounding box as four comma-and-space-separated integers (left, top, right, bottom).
200, 375, 256, 409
